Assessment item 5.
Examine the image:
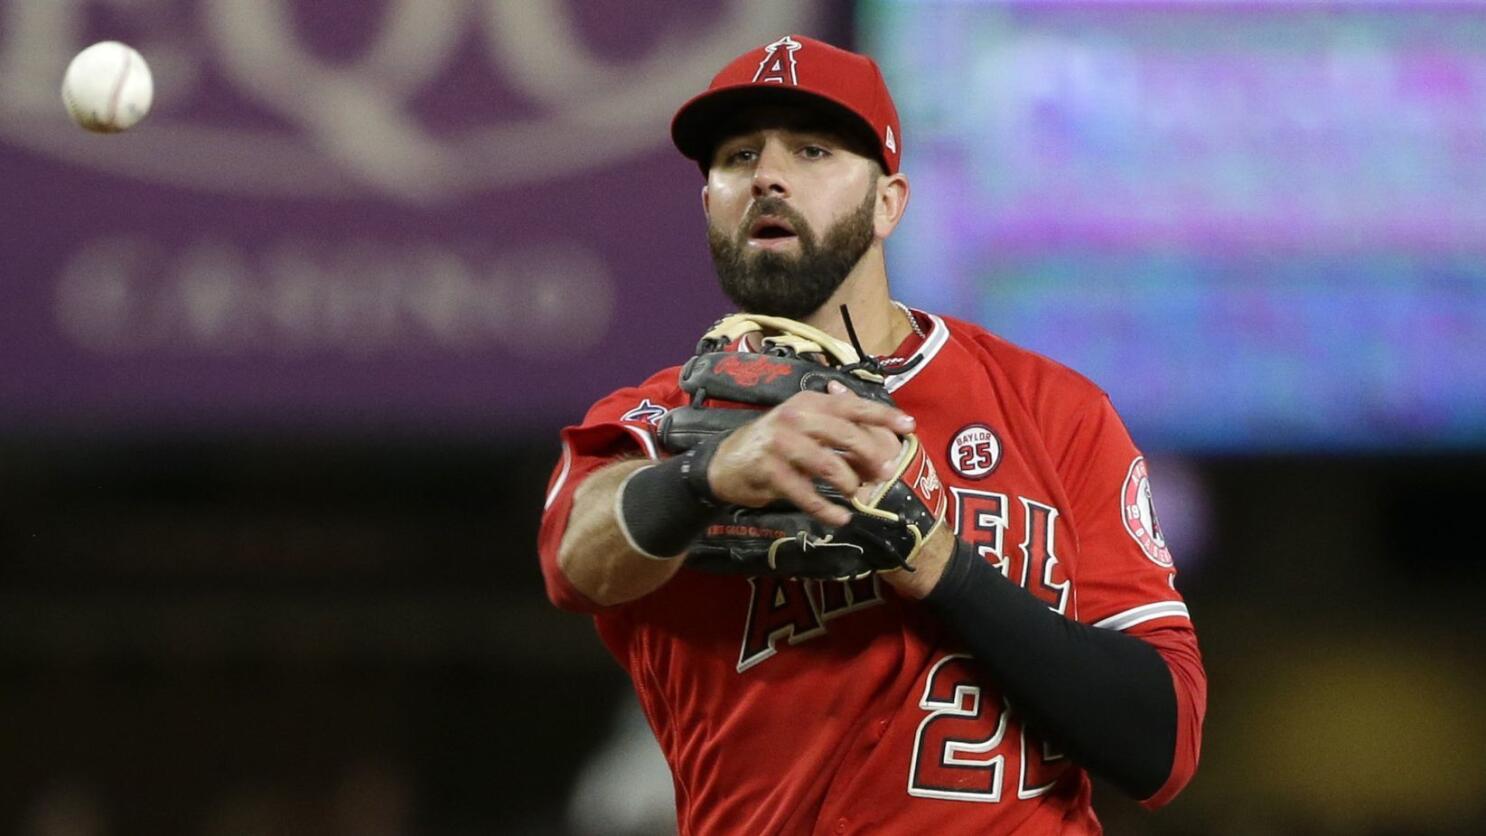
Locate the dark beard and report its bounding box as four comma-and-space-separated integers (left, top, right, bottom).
707, 186, 876, 320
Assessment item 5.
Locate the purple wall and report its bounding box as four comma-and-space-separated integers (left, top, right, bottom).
0, 0, 841, 437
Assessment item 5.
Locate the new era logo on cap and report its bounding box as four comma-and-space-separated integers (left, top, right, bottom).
671, 35, 904, 174
752, 35, 802, 85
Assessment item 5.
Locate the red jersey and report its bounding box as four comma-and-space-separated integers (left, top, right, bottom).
538, 310, 1206, 835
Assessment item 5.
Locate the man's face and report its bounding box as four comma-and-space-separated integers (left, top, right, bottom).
703, 107, 881, 319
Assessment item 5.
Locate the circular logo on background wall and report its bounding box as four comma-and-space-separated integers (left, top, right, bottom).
947, 423, 1002, 479
0, 3, 816, 201
1121, 456, 1173, 567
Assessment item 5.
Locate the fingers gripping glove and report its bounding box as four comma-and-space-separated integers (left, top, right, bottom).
657, 313, 896, 454
688, 433, 949, 580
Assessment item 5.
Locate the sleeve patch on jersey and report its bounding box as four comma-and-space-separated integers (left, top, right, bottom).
1121, 456, 1173, 568
620, 398, 669, 427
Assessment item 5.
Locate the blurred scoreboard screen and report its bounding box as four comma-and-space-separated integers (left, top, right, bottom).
863, 0, 1486, 451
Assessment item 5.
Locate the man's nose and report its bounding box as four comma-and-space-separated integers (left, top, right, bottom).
751, 141, 791, 198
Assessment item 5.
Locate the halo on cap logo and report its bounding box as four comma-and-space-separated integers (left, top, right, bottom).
948, 423, 1001, 479
753, 35, 802, 85
1121, 456, 1173, 567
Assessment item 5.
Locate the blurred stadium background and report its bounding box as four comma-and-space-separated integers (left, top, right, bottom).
1, 0, 1483, 833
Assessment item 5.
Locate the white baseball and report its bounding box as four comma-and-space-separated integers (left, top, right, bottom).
61, 41, 154, 133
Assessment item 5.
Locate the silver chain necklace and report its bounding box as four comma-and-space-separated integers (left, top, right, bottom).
894, 301, 926, 339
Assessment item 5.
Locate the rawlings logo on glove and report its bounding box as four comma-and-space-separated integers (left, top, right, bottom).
712, 354, 794, 386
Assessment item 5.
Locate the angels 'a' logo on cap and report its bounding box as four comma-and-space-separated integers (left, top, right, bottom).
753, 35, 802, 86
885, 125, 897, 154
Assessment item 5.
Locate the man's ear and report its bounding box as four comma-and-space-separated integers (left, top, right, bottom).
701, 184, 711, 220
874, 172, 910, 239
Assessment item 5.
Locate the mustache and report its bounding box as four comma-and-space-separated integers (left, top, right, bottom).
740, 198, 810, 239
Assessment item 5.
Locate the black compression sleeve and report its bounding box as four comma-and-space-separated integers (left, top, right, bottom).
924, 538, 1178, 799
616, 456, 717, 558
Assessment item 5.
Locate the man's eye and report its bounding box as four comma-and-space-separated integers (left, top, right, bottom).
727, 148, 758, 165
800, 145, 830, 160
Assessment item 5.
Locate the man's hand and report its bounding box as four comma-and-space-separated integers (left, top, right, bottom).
654, 311, 939, 581
878, 521, 955, 599
707, 382, 914, 527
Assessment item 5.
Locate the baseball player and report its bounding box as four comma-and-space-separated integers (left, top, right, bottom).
539, 35, 1205, 834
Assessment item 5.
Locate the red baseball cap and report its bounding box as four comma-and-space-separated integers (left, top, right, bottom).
671, 35, 902, 174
